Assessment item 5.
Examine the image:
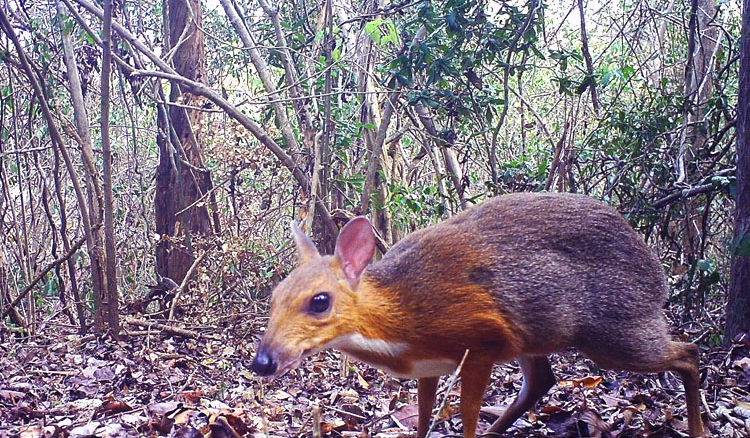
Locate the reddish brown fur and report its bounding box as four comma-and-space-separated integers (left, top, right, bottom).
256, 193, 705, 437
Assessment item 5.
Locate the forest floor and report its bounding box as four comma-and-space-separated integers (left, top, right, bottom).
1, 303, 749, 438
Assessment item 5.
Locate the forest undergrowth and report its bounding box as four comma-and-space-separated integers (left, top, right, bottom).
1, 287, 748, 438
0, 0, 748, 435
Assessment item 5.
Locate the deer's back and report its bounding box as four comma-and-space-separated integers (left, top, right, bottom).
367, 193, 669, 354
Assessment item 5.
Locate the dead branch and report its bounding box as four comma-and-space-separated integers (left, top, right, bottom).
425, 350, 470, 438
168, 250, 210, 320
124, 317, 200, 338
651, 168, 735, 208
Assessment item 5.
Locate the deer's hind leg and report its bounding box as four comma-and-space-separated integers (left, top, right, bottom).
486, 355, 556, 435
663, 341, 704, 437
581, 331, 704, 437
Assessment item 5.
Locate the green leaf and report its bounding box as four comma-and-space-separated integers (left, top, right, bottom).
82, 31, 96, 44
697, 259, 715, 272
575, 75, 596, 95
44, 277, 58, 296
621, 65, 635, 80
447, 11, 463, 35
364, 19, 383, 44
530, 44, 545, 59
63, 15, 75, 36
336, 174, 365, 187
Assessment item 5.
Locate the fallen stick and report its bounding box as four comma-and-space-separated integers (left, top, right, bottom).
125, 317, 200, 338
425, 349, 470, 438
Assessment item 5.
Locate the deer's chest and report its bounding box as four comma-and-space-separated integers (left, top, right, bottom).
330, 334, 459, 378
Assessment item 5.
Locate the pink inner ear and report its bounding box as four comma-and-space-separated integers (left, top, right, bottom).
335, 217, 376, 283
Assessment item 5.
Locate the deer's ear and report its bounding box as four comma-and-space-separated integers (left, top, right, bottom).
291, 221, 320, 264
334, 217, 376, 286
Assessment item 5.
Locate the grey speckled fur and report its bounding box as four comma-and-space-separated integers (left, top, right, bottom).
367, 192, 674, 369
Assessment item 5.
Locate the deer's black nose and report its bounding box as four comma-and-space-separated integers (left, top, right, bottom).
250, 349, 277, 376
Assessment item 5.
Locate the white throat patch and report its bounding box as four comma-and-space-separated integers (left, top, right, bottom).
326, 334, 459, 378
328, 333, 408, 357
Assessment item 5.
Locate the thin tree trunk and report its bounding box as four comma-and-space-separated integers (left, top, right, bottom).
6, 72, 32, 304
413, 101, 467, 210
33, 157, 73, 325
50, 137, 86, 333
679, 0, 718, 311
545, 122, 568, 191
361, 91, 400, 213
357, 0, 385, 216
101, 0, 120, 337
55, 0, 108, 333
577, 0, 600, 115
0, 239, 27, 328
257, 0, 316, 148
314, 0, 335, 251
725, 0, 750, 344
0, 84, 27, 330
359, 26, 429, 217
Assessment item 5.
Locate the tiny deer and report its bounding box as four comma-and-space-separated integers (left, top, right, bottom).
251, 193, 704, 437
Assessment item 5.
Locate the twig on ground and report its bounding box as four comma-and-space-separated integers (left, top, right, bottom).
426, 349, 471, 438
312, 403, 322, 438
125, 317, 200, 338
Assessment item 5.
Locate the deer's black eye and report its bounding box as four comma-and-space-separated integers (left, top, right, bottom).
309, 292, 331, 313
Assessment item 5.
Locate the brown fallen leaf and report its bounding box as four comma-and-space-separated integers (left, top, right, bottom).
173, 408, 196, 425
328, 417, 347, 432
582, 376, 604, 388
222, 412, 254, 435
148, 401, 181, 415
210, 414, 246, 438
527, 408, 538, 423
18, 425, 43, 438
541, 405, 564, 414
179, 390, 204, 403
138, 414, 175, 435
623, 407, 635, 425
338, 403, 366, 429
0, 389, 25, 402
580, 408, 611, 433
357, 372, 370, 390
558, 375, 604, 388
393, 403, 420, 430
94, 399, 133, 418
